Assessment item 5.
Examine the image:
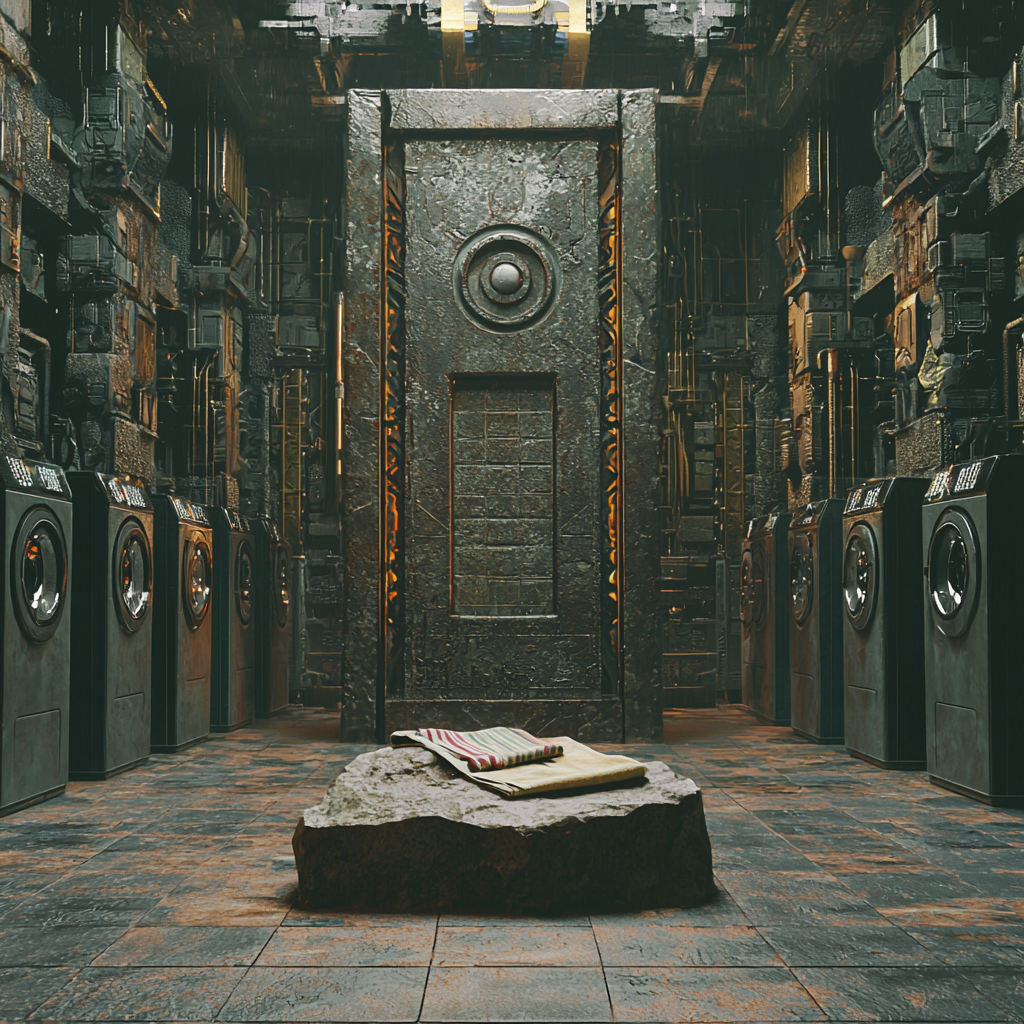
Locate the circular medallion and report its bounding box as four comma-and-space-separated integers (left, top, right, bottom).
453, 227, 560, 333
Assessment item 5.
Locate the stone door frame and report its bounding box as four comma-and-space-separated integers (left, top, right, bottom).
341, 89, 661, 743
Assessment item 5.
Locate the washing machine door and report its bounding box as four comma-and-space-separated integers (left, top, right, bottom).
790, 533, 814, 626
927, 508, 979, 638
235, 539, 254, 627
740, 546, 767, 629
182, 534, 212, 630
12, 506, 69, 643
843, 522, 878, 632
273, 543, 290, 628
113, 519, 152, 633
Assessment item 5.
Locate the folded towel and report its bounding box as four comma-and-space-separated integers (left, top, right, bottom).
390, 729, 647, 798
390, 726, 562, 771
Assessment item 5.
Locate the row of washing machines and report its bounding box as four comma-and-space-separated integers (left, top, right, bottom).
0, 457, 292, 816
741, 453, 1024, 807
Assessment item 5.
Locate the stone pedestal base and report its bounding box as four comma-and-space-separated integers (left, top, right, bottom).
292, 746, 715, 914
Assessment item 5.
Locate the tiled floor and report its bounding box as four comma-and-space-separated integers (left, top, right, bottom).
1, 706, 1022, 1022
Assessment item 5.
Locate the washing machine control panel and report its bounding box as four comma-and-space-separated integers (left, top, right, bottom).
99, 474, 152, 511
169, 497, 210, 526
791, 500, 829, 528
844, 480, 893, 515
2, 456, 71, 499
924, 457, 998, 503
223, 509, 251, 533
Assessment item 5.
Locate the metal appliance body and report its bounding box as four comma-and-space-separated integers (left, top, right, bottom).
150, 495, 213, 752
740, 512, 791, 725
253, 517, 290, 717
68, 473, 154, 779
842, 477, 928, 770
0, 456, 74, 815
788, 498, 845, 743
922, 455, 1024, 805
211, 508, 256, 731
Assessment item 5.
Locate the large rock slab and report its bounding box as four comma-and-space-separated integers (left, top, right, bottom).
292, 745, 715, 913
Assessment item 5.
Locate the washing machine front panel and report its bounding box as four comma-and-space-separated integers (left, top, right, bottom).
920, 455, 1024, 804
150, 495, 212, 752
0, 457, 74, 814
211, 509, 256, 732
789, 499, 845, 744
254, 517, 291, 717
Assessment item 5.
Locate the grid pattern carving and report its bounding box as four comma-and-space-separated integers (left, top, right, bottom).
452, 377, 555, 616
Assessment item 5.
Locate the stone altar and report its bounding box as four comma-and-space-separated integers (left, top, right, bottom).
292, 746, 716, 913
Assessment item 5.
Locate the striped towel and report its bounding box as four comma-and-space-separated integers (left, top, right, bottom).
394, 727, 563, 771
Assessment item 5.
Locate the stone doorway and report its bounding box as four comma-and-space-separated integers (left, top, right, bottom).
341, 90, 661, 742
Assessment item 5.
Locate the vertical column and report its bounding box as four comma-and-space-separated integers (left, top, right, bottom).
341, 91, 384, 741
620, 90, 662, 742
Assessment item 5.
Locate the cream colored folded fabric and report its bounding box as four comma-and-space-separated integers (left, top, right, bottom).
390, 731, 647, 798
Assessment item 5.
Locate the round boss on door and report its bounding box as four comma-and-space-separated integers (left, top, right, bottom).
453, 226, 560, 333
927, 509, 979, 638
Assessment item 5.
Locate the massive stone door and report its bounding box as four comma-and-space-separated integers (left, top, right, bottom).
342, 90, 661, 743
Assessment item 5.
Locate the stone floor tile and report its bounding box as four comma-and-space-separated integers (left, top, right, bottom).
92, 926, 275, 967
0, 925, 126, 967
432, 925, 600, 966
794, 965, 1016, 1021
716, 870, 883, 924
0, 894, 159, 929
438, 913, 591, 927
878, 900, 1021, 928
903, 925, 1024, 965
594, 922, 781, 967
0, 967, 80, 1020
281, 909, 437, 928
591, 894, 751, 928
955, 966, 1024, 1019
420, 966, 610, 1022
603, 966, 825, 1022
26, 966, 245, 1021
138, 891, 292, 928
838, 869, 987, 908
217, 965, 427, 1022
758, 923, 940, 966
254, 924, 436, 966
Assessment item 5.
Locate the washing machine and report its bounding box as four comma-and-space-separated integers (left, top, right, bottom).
922, 454, 1024, 805
789, 498, 845, 743
150, 494, 213, 752
211, 507, 255, 731
0, 456, 73, 816
253, 517, 290, 717
740, 511, 791, 725
68, 473, 154, 779
842, 477, 928, 770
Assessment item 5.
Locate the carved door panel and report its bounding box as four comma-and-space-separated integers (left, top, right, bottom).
404, 138, 602, 699
342, 90, 662, 743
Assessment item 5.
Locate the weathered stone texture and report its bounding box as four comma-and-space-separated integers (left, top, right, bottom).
292, 745, 715, 913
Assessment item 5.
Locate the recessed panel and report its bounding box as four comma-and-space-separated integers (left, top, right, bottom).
451, 375, 555, 617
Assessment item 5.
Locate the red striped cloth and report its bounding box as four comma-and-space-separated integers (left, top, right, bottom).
411, 727, 562, 771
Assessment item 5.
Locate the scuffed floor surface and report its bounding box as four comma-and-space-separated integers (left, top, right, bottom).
1, 706, 1022, 1023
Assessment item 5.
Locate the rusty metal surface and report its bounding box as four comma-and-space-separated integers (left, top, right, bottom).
619, 90, 662, 742
340, 91, 384, 743
388, 89, 620, 131
403, 134, 601, 700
